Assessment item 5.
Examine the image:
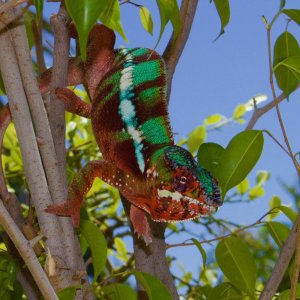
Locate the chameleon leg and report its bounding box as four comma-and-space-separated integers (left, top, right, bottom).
130, 204, 152, 245
55, 87, 91, 118
45, 160, 125, 227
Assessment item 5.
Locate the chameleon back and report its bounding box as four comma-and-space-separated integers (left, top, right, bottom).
92, 48, 174, 176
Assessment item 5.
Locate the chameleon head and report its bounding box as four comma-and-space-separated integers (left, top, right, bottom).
149, 145, 222, 222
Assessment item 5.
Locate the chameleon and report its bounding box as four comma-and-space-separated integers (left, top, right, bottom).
44, 25, 222, 243
0, 24, 222, 244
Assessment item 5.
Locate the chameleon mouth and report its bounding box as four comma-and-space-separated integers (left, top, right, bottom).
153, 188, 219, 222
157, 189, 219, 209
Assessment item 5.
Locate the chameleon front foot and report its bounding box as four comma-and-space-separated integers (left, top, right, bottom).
45, 203, 80, 228
130, 205, 152, 245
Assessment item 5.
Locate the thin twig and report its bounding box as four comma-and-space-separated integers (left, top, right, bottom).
166, 210, 272, 249
163, 0, 199, 104
259, 22, 300, 300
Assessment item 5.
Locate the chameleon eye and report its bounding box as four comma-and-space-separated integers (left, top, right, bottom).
180, 176, 187, 184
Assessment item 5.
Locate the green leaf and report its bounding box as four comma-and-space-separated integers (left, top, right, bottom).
131, 271, 172, 300
249, 185, 265, 199
191, 239, 207, 269
34, 0, 44, 23
197, 142, 225, 177
280, 0, 286, 9
282, 9, 300, 26
213, 0, 230, 38
80, 220, 107, 280
65, 0, 105, 60
187, 125, 207, 154
256, 170, 270, 186
268, 195, 281, 221
233, 104, 246, 119
102, 283, 137, 300
215, 237, 257, 296
99, 0, 127, 42
208, 282, 242, 300
204, 114, 223, 125
156, 0, 180, 46
57, 287, 76, 300
217, 130, 264, 197
114, 237, 128, 263
266, 221, 290, 247
236, 178, 249, 195
278, 283, 300, 300
274, 56, 300, 77
139, 7, 153, 35
273, 32, 300, 95
277, 205, 297, 222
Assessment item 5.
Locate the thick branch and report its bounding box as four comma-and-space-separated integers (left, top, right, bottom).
0, 198, 58, 300
0, 14, 72, 289
163, 0, 199, 103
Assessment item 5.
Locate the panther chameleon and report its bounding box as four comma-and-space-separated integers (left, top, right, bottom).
1, 24, 222, 244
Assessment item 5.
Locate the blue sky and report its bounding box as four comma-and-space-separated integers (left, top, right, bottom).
42, 0, 300, 290
112, 0, 300, 282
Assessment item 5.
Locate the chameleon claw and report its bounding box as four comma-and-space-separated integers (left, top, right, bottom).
130, 204, 152, 245
44, 203, 80, 228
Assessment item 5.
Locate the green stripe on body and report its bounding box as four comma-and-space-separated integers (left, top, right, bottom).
133, 60, 162, 86
141, 116, 171, 145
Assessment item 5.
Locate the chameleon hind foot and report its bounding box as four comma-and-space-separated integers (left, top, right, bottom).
45, 203, 80, 228
130, 205, 152, 245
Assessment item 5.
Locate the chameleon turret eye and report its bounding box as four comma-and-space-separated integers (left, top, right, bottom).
180, 176, 187, 184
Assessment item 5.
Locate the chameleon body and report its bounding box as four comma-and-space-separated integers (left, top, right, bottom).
45, 44, 222, 243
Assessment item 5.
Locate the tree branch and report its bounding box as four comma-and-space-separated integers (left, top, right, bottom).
163, 0, 199, 104
259, 23, 300, 300
0, 197, 58, 300
0, 7, 72, 289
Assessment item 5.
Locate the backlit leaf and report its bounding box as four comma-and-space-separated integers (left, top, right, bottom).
217, 130, 264, 197
256, 170, 270, 186
249, 185, 265, 199
131, 271, 172, 300
156, 0, 180, 46
266, 221, 290, 247
213, 0, 230, 38
268, 195, 281, 221
273, 32, 300, 95
236, 178, 249, 195
187, 125, 207, 154
140, 7, 153, 35
99, 0, 127, 42
204, 114, 223, 125
197, 142, 225, 177
114, 237, 128, 263
233, 104, 246, 119
80, 220, 107, 280
215, 237, 256, 295
65, 0, 105, 60
103, 283, 137, 300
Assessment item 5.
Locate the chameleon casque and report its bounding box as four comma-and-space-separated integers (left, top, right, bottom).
1, 24, 222, 244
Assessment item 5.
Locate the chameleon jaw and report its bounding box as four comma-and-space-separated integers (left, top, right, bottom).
154, 188, 218, 222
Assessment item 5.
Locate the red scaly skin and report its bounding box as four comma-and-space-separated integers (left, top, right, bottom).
0, 24, 154, 242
